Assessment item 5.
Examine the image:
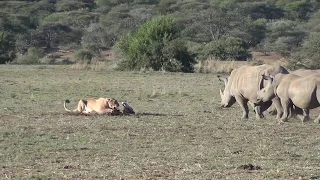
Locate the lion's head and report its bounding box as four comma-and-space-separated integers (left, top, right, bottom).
106, 98, 120, 109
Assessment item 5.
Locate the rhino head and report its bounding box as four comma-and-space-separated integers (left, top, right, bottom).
257, 74, 275, 104
217, 75, 236, 108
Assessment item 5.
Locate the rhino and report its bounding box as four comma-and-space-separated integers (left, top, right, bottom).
266, 69, 320, 115
257, 73, 320, 123
218, 64, 289, 119
290, 69, 320, 76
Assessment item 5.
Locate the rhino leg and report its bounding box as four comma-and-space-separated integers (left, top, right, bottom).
267, 105, 277, 115
272, 98, 283, 119
298, 109, 310, 123
314, 114, 320, 123
254, 106, 264, 119
280, 98, 291, 122
235, 96, 249, 119
249, 102, 255, 112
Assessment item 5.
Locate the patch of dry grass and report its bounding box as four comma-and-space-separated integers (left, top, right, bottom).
70, 60, 108, 71
0, 65, 319, 179
194, 60, 246, 74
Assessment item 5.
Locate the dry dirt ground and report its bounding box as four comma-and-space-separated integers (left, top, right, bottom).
0, 65, 320, 179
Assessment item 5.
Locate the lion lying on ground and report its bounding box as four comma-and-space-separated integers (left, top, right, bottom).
64, 97, 120, 115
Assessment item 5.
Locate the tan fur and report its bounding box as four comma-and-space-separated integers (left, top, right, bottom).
290, 69, 320, 77
259, 69, 320, 117
257, 73, 320, 123
64, 97, 119, 115
218, 64, 289, 119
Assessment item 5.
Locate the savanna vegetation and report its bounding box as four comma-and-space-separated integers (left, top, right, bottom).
1, 0, 320, 70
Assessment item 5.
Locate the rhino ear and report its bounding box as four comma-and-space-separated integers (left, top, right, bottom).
262, 74, 272, 81
217, 75, 228, 85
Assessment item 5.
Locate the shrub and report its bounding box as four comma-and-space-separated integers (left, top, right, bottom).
39, 56, 55, 64
201, 36, 251, 61
55, 0, 87, 12
0, 31, 15, 64
81, 23, 116, 54
289, 32, 320, 69
75, 49, 94, 63
116, 15, 195, 72
14, 47, 44, 64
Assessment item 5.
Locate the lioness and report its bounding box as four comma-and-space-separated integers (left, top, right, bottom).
64, 97, 119, 115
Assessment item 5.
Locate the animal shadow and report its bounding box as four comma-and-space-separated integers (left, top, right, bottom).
135, 112, 184, 117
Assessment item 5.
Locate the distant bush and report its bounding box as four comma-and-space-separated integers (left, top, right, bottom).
201, 36, 251, 61
0, 31, 15, 64
289, 32, 320, 69
81, 23, 116, 54
41, 11, 99, 28
75, 49, 94, 63
56, 0, 88, 12
117, 15, 195, 72
39, 56, 55, 64
14, 47, 44, 64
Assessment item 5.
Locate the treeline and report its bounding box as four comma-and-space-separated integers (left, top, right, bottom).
1, 0, 320, 71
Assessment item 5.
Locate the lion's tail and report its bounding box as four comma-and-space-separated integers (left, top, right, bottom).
64, 99, 78, 113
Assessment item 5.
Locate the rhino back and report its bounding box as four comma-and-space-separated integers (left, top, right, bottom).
229, 65, 277, 102
290, 69, 320, 77
275, 74, 299, 97
288, 75, 320, 108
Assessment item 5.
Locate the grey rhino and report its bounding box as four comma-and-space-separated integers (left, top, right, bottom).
257, 73, 320, 123
218, 64, 289, 119
290, 69, 320, 76
267, 69, 320, 115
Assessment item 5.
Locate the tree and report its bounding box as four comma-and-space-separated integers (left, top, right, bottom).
55, 0, 89, 12
193, 7, 245, 42
117, 15, 195, 72
32, 23, 82, 49
0, 31, 15, 64
42, 10, 99, 29
282, 0, 313, 20
293, 32, 320, 69
95, 0, 133, 7
201, 36, 251, 61
238, 2, 284, 20
81, 23, 116, 53
258, 19, 306, 56
100, 4, 153, 41
231, 18, 267, 48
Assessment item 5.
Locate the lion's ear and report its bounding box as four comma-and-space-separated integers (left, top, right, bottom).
105, 98, 111, 107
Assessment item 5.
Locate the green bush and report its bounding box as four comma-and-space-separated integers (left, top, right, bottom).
14, 47, 44, 64
290, 32, 320, 69
0, 31, 15, 64
81, 23, 115, 54
116, 15, 195, 72
41, 11, 99, 28
56, 0, 87, 12
75, 49, 94, 62
201, 36, 251, 61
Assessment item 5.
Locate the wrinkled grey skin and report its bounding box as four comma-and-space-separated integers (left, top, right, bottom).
260, 69, 320, 119
218, 64, 289, 120
290, 69, 320, 77
257, 73, 320, 123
